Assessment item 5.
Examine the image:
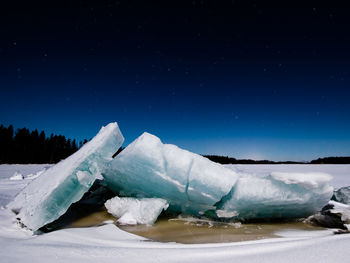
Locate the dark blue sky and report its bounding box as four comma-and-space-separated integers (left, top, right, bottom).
1, 2, 350, 161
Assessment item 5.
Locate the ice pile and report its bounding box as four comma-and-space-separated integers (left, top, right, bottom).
105, 196, 169, 225
103, 132, 333, 220
9, 123, 335, 230
102, 132, 239, 215
9, 123, 124, 231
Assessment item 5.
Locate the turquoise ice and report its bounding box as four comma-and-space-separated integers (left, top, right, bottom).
102, 132, 240, 215
103, 132, 333, 220
217, 173, 333, 220
9, 123, 124, 231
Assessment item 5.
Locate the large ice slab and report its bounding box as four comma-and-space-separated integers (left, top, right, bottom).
218, 172, 333, 220
9, 122, 124, 231
105, 196, 169, 225
102, 132, 239, 215
103, 132, 333, 220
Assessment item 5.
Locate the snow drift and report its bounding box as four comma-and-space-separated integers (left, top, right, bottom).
8, 123, 124, 231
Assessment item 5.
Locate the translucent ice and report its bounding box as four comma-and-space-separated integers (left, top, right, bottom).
102, 132, 239, 215
103, 133, 333, 220
218, 172, 333, 220
9, 123, 124, 231
105, 196, 169, 225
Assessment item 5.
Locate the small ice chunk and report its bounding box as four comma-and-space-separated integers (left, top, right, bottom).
332, 186, 350, 204
103, 220, 114, 224
105, 196, 169, 225
216, 209, 239, 218
9, 172, 24, 180
329, 200, 350, 223
26, 169, 46, 180
102, 132, 239, 215
9, 122, 124, 231
306, 200, 350, 230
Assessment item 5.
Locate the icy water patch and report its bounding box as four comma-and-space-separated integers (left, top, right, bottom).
66, 209, 325, 244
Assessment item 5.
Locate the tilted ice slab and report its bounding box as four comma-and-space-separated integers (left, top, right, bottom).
9, 122, 124, 231
105, 196, 169, 225
103, 132, 239, 215
218, 172, 333, 220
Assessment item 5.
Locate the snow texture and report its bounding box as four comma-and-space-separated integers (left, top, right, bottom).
102, 132, 239, 215
0, 164, 51, 207
0, 206, 350, 263
1, 164, 350, 263
105, 196, 169, 225
8, 123, 124, 231
270, 172, 332, 189
224, 164, 350, 189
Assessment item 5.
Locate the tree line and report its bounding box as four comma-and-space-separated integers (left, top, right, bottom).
1, 124, 349, 164
204, 155, 350, 164
203, 155, 303, 164
310, 157, 350, 164
0, 124, 87, 164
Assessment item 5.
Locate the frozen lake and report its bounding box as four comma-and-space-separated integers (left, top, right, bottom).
1, 164, 350, 263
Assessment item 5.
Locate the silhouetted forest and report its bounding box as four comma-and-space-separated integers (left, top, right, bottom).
203, 155, 303, 164
310, 157, 350, 164
1, 124, 349, 164
0, 124, 87, 164
204, 155, 350, 164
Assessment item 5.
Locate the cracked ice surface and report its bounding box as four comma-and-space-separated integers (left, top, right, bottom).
102, 132, 239, 215
103, 132, 333, 220
9, 122, 124, 231
218, 173, 333, 220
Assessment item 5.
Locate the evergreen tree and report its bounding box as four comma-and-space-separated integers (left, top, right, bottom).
0, 124, 85, 164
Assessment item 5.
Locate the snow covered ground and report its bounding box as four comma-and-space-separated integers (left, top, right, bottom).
1, 164, 350, 263
0, 164, 52, 207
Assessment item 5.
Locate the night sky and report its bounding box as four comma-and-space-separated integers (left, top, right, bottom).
1, 1, 350, 161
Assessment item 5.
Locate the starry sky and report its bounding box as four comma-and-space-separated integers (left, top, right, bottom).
1, 1, 350, 161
